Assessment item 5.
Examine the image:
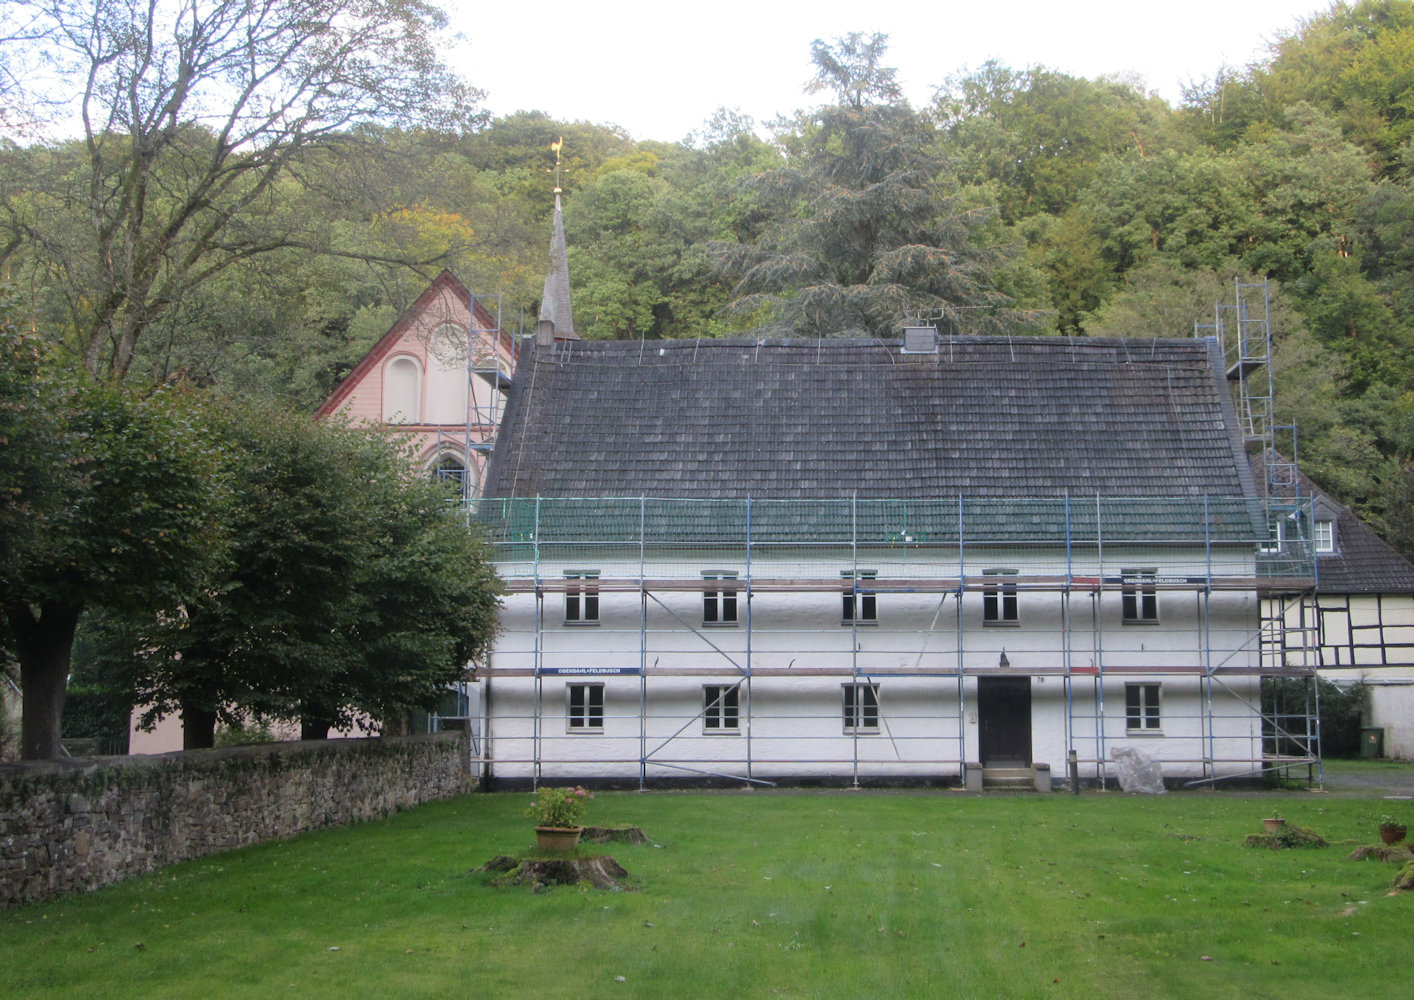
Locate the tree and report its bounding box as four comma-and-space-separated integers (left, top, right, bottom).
0, 311, 227, 758
804, 31, 902, 109
322, 463, 502, 737
1260, 0, 1414, 176
0, 0, 482, 378
939, 63, 1173, 224
116, 400, 501, 746
1177, 64, 1269, 151
717, 35, 1017, 339
567, 168, 678, 339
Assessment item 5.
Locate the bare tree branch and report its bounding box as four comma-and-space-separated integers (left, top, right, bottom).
1, 0, 484, 377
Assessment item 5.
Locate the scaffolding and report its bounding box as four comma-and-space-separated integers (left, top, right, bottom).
468, 292, 513, 456
429, 293, 514, 498
1202, 279, 1321, 784
466, 494, 1319, 789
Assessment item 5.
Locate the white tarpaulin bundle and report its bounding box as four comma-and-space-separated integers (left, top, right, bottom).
1112, 745, 1166, 794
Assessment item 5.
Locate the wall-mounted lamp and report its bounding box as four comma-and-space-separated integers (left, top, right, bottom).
998, 650, 1010, 669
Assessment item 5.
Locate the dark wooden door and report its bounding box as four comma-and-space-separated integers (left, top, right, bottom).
978, 677, 1032, 767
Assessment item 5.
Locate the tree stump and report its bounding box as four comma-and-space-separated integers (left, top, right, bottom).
481, 855, 631, 890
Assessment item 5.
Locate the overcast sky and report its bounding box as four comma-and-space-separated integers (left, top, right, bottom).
447, 0, 1327, 142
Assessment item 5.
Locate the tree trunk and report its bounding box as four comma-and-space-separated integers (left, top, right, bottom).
5, 599, 83, 760
180, 700, 217, 750
381, 712, 410, 737
300, 713, 333, 740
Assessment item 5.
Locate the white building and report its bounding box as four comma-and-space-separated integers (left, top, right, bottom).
1257, 456, 1414, 760
469, 334, 1318, 789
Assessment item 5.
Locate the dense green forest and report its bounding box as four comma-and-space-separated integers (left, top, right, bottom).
3, 1, 1414, 554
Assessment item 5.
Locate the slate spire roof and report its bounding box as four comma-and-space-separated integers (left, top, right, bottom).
537, 193, 578, 341
481, 334, 1260, 501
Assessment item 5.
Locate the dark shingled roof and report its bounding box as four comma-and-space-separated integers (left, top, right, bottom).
1251, 454, 1414, 594
481, 335, 1259, 501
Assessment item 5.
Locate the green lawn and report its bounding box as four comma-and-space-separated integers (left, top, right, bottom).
2, 778, 1412, 999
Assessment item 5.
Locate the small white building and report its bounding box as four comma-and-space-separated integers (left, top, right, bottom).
470, 334, 1318, 789
1258, 459, 1414, 760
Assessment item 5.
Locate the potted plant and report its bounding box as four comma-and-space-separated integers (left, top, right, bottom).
1262, 810, 1286, 833
1378, 814, 1407, 845
529, 785, 593, 852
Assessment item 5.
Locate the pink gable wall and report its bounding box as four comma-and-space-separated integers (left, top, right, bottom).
315, 271, 517, 490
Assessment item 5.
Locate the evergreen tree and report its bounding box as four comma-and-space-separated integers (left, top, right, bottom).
718, 35, 1017, 338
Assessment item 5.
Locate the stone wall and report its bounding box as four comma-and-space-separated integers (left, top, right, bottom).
0, 733, 469, 909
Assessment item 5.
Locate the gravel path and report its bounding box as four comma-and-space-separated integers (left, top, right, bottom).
1318, 759, 1414, 797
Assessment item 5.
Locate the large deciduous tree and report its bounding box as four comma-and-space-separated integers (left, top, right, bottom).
0, 307, 227, 759
0, 0, 482, 378
118, 400, 501, 746
1260, 0, 1414, 177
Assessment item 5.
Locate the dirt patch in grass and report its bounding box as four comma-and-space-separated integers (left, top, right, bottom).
1241, 825, 1327, 849
1347, 844, 1414, 862
480, 855, 633, 890
582, 825, 648, 845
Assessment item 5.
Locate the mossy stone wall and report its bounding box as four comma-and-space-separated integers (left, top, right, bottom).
0, 733, 468, 908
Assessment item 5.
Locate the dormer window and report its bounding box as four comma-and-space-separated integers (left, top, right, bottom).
1315, 518, 1335, 553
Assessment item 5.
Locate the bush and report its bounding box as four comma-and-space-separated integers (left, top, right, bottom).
1262, 677, 1366, 757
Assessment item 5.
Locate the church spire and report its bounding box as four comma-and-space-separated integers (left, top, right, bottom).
537, 139, 578, 346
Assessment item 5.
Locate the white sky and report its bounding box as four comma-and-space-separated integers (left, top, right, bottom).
447, 0, 1326, 142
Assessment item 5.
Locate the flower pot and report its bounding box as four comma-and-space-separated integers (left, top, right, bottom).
1378, 823, 1407, 845
1262, 818, 1286, 833
535, 826, 583, 852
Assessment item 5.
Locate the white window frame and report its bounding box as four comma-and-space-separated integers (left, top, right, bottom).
702, 684, 740, 733
1125, 682, 1162, 734
567, 683, 604, 732
1122, 569, 1159, 624
841, 570, 878, 625
842, 683, 880, 734
1315, 519, 1335, 553
1260, 517, 1285, 555
564, 571, 600, 625
983, 569, 1018, 625
702, 571, 739, 627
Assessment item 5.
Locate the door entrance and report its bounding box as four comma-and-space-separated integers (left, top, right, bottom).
978, 676, 1032, 767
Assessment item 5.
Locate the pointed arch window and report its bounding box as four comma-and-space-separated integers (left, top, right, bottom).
430, 452, 478, 498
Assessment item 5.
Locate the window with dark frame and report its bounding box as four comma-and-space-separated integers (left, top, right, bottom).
702, 572, 739, 626
567, 683, 604, 732
703, 684, 740, 732
1122, 569, 1159, 624
841, 570, 878, 625
843, 683, 879, 733
1125, 682, 1161, 732
982, 569, 1018, 625
564, 571, 599, 625
432, 455, 470, 497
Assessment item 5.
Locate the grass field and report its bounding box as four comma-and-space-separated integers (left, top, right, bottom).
2, 777, 1412, 999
